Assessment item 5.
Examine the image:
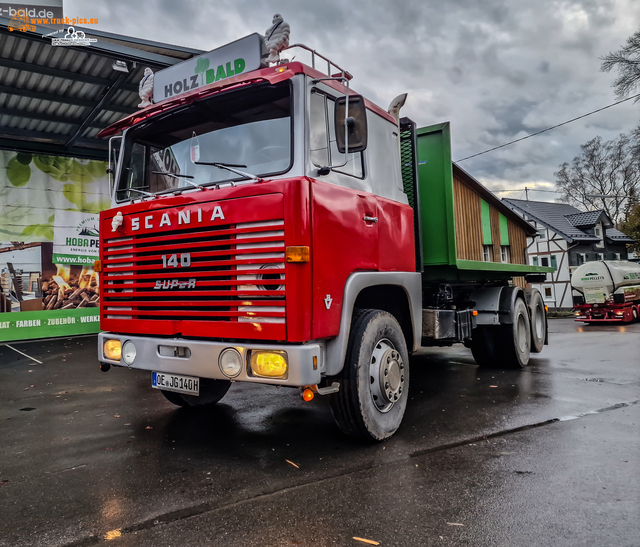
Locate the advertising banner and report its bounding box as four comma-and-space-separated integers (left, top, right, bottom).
153, 33, 264, 103
52, 210, 100, 265
0, 150, 109, 342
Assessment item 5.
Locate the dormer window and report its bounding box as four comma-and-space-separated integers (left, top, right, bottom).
595, 223, 604, 248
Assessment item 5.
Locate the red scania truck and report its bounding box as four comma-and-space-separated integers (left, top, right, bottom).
96, 35, 552, 440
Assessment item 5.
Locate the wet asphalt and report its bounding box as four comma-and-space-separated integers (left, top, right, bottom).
0, 318, 638, 547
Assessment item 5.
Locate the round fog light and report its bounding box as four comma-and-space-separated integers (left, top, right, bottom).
122, 340, 137, 365
219, 348, 242, 378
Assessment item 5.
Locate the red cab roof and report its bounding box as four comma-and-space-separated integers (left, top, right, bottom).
98, 62, 395, 138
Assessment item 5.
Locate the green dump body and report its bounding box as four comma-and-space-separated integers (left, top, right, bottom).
410, 122, 554, 282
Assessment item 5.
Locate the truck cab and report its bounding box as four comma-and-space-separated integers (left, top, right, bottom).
97, 45, 422, 440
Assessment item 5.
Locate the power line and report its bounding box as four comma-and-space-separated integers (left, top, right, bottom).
492, 188, 561, 194
455, 92, 640, 162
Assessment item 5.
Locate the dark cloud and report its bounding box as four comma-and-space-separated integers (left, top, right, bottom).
67, 0, 640, 198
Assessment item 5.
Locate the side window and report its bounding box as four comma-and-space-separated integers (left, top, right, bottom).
117, 142, 147, 201
310, 91, 364, 178
309, 92, 329, 167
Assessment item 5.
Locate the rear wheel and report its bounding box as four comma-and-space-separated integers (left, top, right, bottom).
528, 290, 546, 353
330, 309, 409, 441
161, 378, 231, 408
469, 298, 531, 369
469, 325, 497, 368
497, 297, 531, 368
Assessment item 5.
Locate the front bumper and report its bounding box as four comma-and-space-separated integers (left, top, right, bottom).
98, 332, 325, 387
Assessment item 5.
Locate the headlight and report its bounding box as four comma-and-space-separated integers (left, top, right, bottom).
122, 341, 137, 365
219, 348, 242, 378
103, 339, 122, 361
250, 351, 288, 378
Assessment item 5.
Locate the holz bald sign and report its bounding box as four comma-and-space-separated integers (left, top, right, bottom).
153, 33, 264, 103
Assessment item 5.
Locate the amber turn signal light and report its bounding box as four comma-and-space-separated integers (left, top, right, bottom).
302, 388, 315, 401
285, 246, 310, 263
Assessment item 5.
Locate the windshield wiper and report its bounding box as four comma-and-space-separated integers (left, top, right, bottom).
194, 161, 264, 183
124, 187, 156, 198
152, 171, 204, 191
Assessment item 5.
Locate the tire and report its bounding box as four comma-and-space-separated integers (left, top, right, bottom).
330, 309, 410, 441
469, 325, 497, 368
160, 378, 231, 408
469, 298, 531, 369
496, 297, 531, 368
528, 290, 546, 353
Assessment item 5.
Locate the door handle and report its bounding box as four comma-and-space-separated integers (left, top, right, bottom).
363, 215, 378, 223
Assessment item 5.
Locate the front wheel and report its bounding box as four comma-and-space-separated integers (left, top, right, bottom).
330, 309, 410, 441
161, 378, 231, 408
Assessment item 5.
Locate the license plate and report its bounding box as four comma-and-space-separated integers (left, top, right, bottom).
152, 372, 199, 395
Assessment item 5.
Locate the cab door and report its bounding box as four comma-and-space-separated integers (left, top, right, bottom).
310, 181, 378, 339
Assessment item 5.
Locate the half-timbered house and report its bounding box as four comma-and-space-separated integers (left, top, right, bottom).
502, 199, 635, 309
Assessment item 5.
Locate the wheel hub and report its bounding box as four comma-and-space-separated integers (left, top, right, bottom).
369, 339, 405, 412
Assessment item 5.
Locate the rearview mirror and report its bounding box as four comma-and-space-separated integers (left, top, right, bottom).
335, 95, 368, 153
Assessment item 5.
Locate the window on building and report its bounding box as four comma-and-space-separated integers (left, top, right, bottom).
550, 255, 557, 269
483, 245, 493, 262
577, 253, 586, 266
538, 228, 546, 240
532, 256, 539, 266
541, 257, 549, 267
595, 223, 604, 248
543, 286, 553, 300
501, 245, 509, 263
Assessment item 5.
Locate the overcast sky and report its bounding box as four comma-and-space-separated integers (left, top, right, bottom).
69, 0, 640, 202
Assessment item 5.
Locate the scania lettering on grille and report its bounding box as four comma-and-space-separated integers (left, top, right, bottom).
154, 279, 197, 290
130, 205, 225, 232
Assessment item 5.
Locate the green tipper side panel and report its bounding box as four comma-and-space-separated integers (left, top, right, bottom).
481, 199, 492, 244
415, 122, 554, 280
499, 213, 509, 245
415, 123, 457, 266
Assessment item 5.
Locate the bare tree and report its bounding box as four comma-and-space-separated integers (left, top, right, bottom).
555, 134, 640, 225
601, 30, 640, 101
621, 202, 640, 252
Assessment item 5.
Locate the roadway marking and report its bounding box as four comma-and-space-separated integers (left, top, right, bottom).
4, 344, 43, 365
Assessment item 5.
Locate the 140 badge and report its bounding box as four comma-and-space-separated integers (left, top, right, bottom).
155, 252, 195, 289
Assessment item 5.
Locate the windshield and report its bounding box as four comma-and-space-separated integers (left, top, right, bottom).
116, 82, 292, 201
